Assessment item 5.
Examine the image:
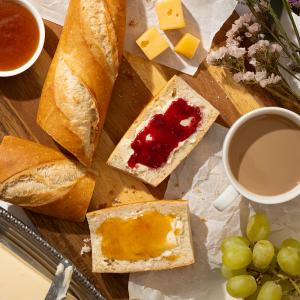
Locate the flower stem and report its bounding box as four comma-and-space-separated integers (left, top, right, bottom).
278, 62, 300, 82
282, 0, 300, 48
246, 2, 298, 64
277, 79, 300, 101
268, 4, 300, 65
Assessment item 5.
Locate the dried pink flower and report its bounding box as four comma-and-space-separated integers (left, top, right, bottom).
255, 70, 267, 82
248, 23, 261, 34
227, 46, 246, 58
206, 47, 228, 64
260, 74, 281, 87
225, 13, 261, 48
233, 71, 256, 83
249, 58, 257, 67
225, 14, 253, 38
238, 13, 255, 25
248, 40, 270, 57
270, 43, 283, 53
233, 72, 244, 82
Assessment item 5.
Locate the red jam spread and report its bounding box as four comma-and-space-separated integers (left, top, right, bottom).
128, 98, 202, 169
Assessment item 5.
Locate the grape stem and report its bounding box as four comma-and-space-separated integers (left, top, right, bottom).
272, 271, 289, 280
271, 269, 300, 296
289, 278, 300, 296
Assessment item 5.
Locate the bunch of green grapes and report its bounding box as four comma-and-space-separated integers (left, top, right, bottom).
221, 213, 300, 300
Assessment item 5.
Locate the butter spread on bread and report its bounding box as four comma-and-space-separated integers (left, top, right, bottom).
0, 136, 95, 222
37, 0, 126, 166
87, 200, 194, 273
107, 75, 219, 187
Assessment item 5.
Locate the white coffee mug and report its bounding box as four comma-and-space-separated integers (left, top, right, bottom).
213, 107, 300, 211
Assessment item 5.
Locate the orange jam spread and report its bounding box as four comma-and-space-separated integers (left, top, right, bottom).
165, 254, 178, 261
97, 210, 179, 261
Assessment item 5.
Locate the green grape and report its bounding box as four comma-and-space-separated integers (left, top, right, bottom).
282, 296, 300, 300
246, 213, 270, 243
257, 281, 282, 300
221, 236, 250, 252
253, 240, 275, 269
277, 246, 300, 276
221, 264, 247, 279
281, 238, 300, 252
222, 246, 252, 270
245, 287, 260, 300
226, 275, 257, 298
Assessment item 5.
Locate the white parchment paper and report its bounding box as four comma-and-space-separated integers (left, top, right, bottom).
29, 0, 68, 25
26, 0, 236, 75
125, 0, 237, 75
129, 123, 300, 300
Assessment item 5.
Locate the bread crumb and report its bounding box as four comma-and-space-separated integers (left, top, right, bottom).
80, 238, 91, 255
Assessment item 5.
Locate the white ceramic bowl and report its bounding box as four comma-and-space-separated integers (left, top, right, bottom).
0, 0, 45, 77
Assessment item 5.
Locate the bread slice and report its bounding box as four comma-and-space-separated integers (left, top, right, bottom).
0, 136, 95, 222
87, 200, 194, 273
107, 75, 219, 186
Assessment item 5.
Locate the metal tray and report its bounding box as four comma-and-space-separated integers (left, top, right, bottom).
0, 207, 105, 300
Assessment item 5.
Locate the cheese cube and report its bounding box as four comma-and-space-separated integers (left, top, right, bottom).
155, 0, 186, 30
136, 27, 169, 60
175, 33, 200, 59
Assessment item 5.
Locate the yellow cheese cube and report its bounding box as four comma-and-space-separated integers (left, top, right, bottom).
175, 33, 200, 59
155, 0, 186, 30
136, 27, 169, 60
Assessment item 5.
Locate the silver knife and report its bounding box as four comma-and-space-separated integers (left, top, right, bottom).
45, 259, 74, 300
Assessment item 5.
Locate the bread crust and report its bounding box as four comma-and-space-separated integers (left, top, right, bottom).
0, 135, 65, 182
37, 0, 126, 166
0, 136, 95, 222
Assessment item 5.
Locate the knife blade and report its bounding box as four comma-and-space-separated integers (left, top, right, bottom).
44, 259, 74, 300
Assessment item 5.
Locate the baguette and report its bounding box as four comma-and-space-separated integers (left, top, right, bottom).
107, 75, 219, 186
87, 200, 194, 273
0, 136, 95, 222
37, 0, 126, 166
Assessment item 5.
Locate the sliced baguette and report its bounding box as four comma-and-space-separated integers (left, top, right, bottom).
37, 0, 126, 166
107, 75, 219, 186
87, 200, 194, 273
0, 136, 95, 222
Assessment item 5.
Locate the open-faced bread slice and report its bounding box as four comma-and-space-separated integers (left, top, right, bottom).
87, 200, 194, 273
107, 75, 219, 186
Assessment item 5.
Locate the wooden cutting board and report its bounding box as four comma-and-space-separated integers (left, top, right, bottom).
0, 15, 276, 299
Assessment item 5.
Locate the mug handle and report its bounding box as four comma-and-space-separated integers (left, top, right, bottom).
213, 185, 240, 211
